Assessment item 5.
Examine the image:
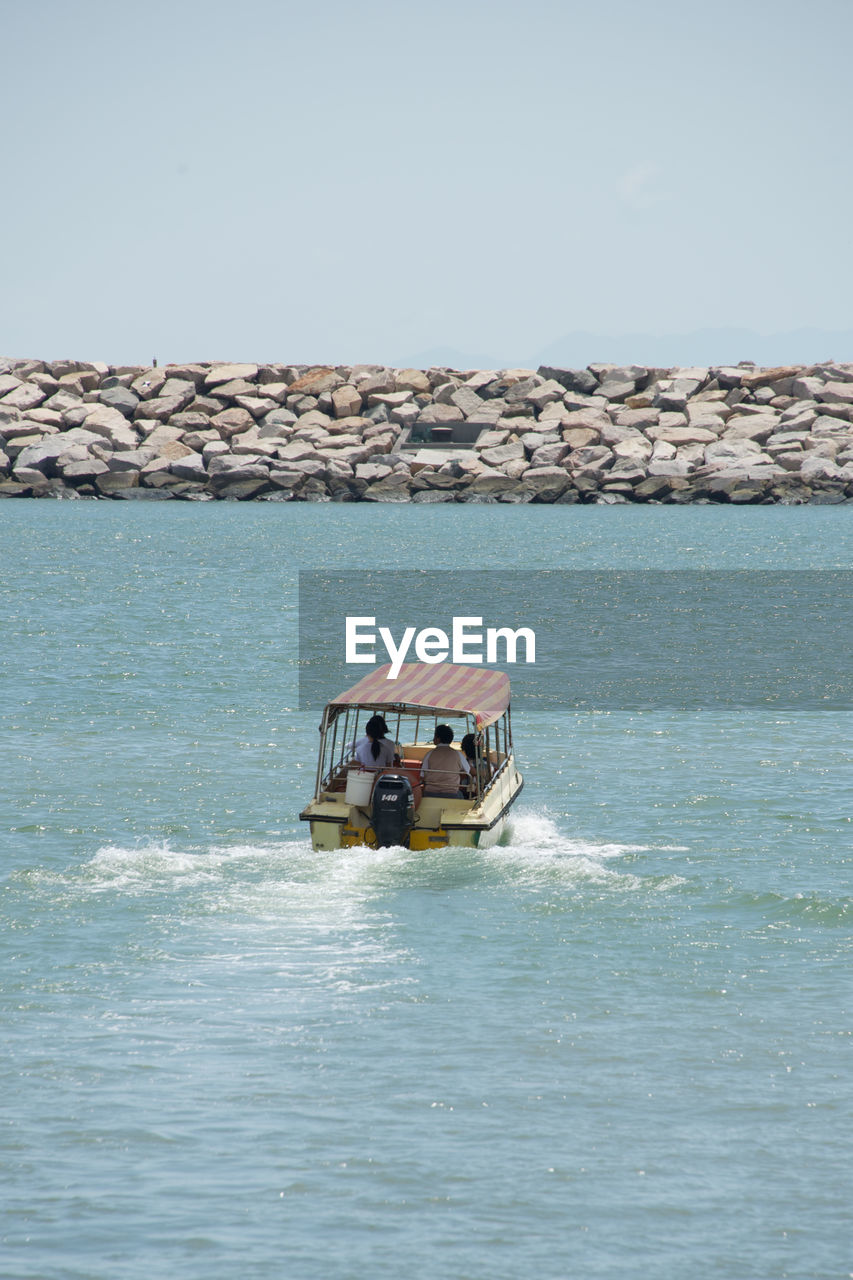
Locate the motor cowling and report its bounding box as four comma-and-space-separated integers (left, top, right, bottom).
371, 773, 415, 848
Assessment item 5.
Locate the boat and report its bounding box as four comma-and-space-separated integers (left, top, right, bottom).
300, 662, 523, 850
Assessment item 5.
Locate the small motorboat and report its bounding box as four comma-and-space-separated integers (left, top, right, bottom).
300, 662, 523, 850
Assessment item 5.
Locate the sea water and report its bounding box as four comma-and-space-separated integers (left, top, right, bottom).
1, 504, 850, 1280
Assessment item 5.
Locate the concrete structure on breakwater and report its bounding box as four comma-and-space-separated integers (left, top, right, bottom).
2, 357, 853, 504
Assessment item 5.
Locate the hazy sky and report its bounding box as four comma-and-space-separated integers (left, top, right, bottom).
3, 0, 852, 368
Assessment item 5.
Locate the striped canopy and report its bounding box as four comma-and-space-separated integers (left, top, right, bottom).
328, 663, 511, 729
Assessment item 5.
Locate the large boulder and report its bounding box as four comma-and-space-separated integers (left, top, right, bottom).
596, 367, 648, 403
134, 391, 195, 423
394, 369, 431, 394
517, 466, 571, 500
77, 404, 140, 450
211, 407, 255, 439
417, 403, 464, 425
361, 471, 413, 502
537, 366, 599, 395
99, 385, 139, 418
2, 382, 46, 411
131, 369, 167, 400
331, 385, 362, 418
285, 367, 341, 396
480, 442, 525, 467
204, 363, 259, 388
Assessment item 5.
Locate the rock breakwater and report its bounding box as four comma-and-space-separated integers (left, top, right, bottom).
2, 356, 853, 503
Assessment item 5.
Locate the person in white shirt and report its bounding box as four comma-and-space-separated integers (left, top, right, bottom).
420, 725, 470, 798
352, 715, 399, 769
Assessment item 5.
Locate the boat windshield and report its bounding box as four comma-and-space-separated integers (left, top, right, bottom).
314, 702, 511, 805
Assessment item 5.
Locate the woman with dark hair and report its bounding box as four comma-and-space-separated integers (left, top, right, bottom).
461, 731, 491, 794
352, 714, 399, 769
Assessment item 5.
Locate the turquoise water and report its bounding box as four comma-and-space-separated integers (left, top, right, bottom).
1, 505, 851, 1280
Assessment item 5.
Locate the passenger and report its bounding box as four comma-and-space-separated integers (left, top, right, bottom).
420, 724, 470, 798
461, 732, 491, 794
352, 714, 399, 770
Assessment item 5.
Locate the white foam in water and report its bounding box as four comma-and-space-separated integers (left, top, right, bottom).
81, 840, 270, 892
488, 808, 685, 892
70, 812, 683, 909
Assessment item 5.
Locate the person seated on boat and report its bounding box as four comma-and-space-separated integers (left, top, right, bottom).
461, 732, 491, 795
420, 724, 470, 798
352, 714, 400, 770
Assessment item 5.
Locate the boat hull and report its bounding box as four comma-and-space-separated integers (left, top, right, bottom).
302, 768, 522, 852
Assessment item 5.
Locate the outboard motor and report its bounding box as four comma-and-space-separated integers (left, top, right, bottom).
371, 773, 415, 848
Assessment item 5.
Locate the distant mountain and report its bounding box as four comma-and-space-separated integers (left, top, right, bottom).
531, 328, 853, 371
395, 329, 853, 373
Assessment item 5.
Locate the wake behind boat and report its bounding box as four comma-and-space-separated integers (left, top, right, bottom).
300, 663, 523, 850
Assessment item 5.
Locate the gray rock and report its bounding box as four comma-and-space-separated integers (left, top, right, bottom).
562, 426, 601, 450
95, 470, 139, 495
570, 445, 614, 472
2, 382, 47, 411
189, 395, 227, 417
474, 429, 511, 451
722, 415, 780, 442
208, 462, 270, 490
519, 431, 559, 452
61, 457, 110, 482
12, 466, 52, 490
204, 363, 259, 388
276, 440, 322, 463
99, 385, 139, 418
131, 369, 167, 400
105, 447, 157, 472
480, 442, 526, 467
134, 392, 194, 423
412, 489, 456, 502
612, 407, 659, 431
170, 452, 208, 482
705, 438, 769, 465
449, 386, 485, 417
215, 477, 271, 500
286, 367, 341, 397
530, 441, 571, 467
599, 421, 644, 447
612, 437, 652, 466
812, 415, 853, 436
234, 395, 279, 419
648, 458, 693, 477
354, 371, 396, 399
817, 381, 853, 405
211, 407, 255, 439
260, 408, 298, 435
212, 378, 262, 400
394, 369, 431, 394
596, 367, 647, 402
518, 466, 571, 499
75, 405, 140, 450
537, 366, 599, 395
390, 402, 421, 428
654, 378, 702, 411
466, 468, 516, 496
525, 379, 566, 410
648, 425, 718, 446
504, 376, 543, 405
331, 385, 362, 418
417, 403, 464, 425
362, 472, 414, 502
14, 436, 81, 474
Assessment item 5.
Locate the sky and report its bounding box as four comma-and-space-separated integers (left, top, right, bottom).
3, 0, 853, 370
